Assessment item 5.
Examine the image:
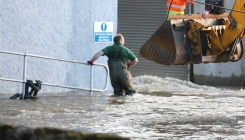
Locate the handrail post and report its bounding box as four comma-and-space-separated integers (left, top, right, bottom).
22, 53, 27, 99
90, 65, 93, 96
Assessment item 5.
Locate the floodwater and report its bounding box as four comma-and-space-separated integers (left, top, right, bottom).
1, 75, 245, 140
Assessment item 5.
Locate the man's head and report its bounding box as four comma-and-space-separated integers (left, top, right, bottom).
113, 33, 125, 45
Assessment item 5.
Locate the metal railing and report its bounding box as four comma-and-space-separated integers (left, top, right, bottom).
0, 50, 109, 98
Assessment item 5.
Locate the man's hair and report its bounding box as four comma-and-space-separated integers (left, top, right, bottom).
113, 33, 124, 43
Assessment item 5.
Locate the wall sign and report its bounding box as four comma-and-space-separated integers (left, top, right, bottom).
94, 22, 113, 43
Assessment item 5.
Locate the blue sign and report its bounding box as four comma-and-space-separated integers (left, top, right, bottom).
94, 22, 113, 43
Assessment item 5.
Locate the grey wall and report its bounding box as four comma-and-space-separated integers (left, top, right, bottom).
193, 0, 245, 87
0, 0, 117, 93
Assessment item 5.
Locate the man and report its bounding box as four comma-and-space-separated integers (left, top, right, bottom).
87, 33, 138, 96
202, 0, 227, 18
166, 0, 195, 20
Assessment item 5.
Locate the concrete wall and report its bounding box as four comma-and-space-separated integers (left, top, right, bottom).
0, 0, 117, 93
193, 0, 245, 87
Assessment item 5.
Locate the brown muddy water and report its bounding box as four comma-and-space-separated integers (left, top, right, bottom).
1, 75, 245, 140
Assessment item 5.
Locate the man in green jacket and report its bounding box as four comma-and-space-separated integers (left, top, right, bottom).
87, 33, 138, 96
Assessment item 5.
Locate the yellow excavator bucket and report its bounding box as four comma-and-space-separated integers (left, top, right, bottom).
139, 5, 245, 65
139, 16, 189, 65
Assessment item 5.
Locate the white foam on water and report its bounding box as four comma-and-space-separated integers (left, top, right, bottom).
1, 75, 245, 139
134, 75, 220, 92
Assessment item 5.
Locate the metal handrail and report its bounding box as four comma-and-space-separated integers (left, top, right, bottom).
0, 50, 109, 97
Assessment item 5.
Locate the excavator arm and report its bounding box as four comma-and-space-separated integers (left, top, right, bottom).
139, 0, 245, 65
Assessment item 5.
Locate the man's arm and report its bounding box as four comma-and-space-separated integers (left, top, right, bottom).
126, 47, 138, 67
127, 58, 138, 67
202, 0, 215, 18
87, 51, 104, 65
202, 0, 224, 18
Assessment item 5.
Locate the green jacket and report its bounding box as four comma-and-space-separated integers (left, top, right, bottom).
102, 42, 136, 61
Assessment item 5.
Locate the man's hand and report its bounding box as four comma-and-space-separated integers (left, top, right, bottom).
87, 60, 94, 65
127, 58, 138, 68
202, 10, 209, 18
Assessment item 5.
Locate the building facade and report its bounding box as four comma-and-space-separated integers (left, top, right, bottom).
0, 0, 117, 93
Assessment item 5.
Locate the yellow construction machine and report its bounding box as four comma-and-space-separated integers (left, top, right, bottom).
139, 0, 245, 65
